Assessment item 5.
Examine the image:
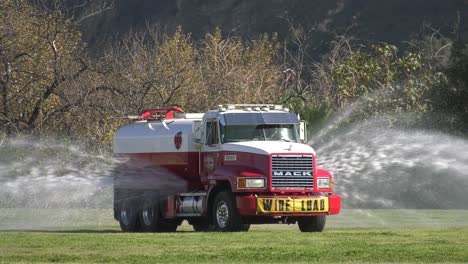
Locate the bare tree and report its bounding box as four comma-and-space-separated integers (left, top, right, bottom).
0, 0, 112, 138
199, 29, 283, 110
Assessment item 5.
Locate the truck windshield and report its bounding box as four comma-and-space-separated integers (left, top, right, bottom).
221, 124, 297, 143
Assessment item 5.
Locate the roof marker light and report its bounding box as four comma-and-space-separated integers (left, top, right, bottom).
274, 105, 283, 110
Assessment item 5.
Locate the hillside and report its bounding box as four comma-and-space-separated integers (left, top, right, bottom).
81, 0, 468, 53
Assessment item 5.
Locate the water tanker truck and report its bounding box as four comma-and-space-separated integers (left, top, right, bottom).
113, 104, 341, 232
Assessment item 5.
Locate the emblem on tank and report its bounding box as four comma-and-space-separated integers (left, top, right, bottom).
174, 131, 183, 150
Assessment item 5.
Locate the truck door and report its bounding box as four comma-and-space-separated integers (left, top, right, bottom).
200, 118, 221, 184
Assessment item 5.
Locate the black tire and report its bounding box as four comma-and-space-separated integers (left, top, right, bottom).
140, 197, 160, 232
140, 197, 178, 233
212, 191, 250, 232
119, 198, 141, 232
298, 216, 326, 232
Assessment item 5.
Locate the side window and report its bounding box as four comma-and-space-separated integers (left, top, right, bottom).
206, 120, 219, 145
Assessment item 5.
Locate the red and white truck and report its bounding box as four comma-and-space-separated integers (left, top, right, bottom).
113, 104, 341, 232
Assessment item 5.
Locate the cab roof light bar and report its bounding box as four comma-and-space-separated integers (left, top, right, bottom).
218, 104, 284, 111
121, 107, 184, 121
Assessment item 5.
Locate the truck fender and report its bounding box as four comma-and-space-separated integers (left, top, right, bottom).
208, 165, 266, 191
316, 168, 333, 178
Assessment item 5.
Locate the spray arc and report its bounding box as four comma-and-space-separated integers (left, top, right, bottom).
0, 139, 114, 230
113, 105, 341, 232
315, 121, 468, 210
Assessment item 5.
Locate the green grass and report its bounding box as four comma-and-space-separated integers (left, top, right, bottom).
0, 210, 467, 263
2, 209, 468, 231
0, 228, 467, 263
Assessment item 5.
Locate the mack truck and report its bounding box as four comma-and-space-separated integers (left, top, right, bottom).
113, 104, 341, 232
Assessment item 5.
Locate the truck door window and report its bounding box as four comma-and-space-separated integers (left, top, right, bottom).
206, 121, 219, 145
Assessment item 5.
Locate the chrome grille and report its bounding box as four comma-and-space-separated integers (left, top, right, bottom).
271, 155, 314, 189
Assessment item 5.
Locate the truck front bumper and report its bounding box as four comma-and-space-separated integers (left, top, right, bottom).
236, 194, 341, 216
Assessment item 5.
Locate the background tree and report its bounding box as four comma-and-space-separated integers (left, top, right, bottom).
0, 0, 98, 137
103, 26, 201, 112
436, 42, 468, 134
198, 29, 283, 110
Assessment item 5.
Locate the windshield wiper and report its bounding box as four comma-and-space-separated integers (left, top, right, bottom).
266, 138, 291, 142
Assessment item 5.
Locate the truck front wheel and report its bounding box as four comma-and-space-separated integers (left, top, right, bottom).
298, 216, 326, 232
212, 191, 250, 232
119, 199, 140, 232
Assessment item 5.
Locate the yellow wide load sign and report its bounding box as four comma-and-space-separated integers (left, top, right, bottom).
257, 197, 329, 213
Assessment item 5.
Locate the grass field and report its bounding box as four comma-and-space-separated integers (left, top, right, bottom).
0, 210, 467, 263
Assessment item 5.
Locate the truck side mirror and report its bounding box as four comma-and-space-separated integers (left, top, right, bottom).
299, 121, 307, 142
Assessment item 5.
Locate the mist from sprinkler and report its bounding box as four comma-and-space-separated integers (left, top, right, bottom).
0, 138, 186, 231
308, 107, 468, 227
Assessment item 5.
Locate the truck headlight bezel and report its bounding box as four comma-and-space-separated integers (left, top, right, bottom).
317, 177, 331, 189
237, 177, 266, 189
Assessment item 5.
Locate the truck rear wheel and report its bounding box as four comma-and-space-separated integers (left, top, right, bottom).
119, 198, 140, 232
298, 216, 326, 232
140, 198, 160, 232
141, 197, 177, 232
212, 191, 250, 232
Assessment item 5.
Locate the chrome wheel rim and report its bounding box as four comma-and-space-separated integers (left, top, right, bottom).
216, 201, 229, 228
142, 208, 154, 226
120, 208, 129, 226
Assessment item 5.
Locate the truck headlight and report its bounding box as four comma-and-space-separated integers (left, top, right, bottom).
317, 178, 331, 189
237, 178, 266, 189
